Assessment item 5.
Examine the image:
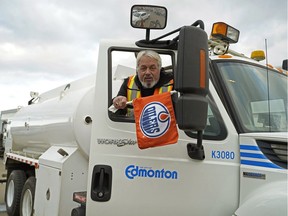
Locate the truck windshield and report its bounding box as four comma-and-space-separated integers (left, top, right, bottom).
216, 61, 287, 132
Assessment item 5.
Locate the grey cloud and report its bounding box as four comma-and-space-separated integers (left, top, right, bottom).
0, 0, 287, 111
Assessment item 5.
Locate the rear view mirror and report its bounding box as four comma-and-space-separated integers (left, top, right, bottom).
131, 5, 167, 29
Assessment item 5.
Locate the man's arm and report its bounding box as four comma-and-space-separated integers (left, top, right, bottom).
113, 78, 129, 110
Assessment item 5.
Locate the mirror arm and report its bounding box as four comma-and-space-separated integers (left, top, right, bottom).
145, 29, 150, 41
150, 20, 204, 45
170, 20, 205, 43
192, 20, 205, 30
150, 27, 182, 43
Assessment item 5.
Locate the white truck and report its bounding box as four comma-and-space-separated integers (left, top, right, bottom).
3, 5, 287, 216
0, 109, 18, 158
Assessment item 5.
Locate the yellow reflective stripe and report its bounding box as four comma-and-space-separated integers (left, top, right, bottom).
158, 79, 173, 94
129, 76, 141, 100
136, 91, 141, 98
128, 75, 135, 88
127, 75, 136, 101
167, 79, 174, 92
127, 90, 132, 102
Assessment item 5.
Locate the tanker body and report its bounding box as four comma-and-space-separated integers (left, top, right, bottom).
4, 74, 96, 216
9, 74, 95, 158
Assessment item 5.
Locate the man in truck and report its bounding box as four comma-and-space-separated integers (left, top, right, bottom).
112, 50, 174, 116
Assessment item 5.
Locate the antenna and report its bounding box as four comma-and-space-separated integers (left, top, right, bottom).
265, 39, 271, 131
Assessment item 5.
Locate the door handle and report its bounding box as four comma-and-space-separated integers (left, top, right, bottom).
91, 165, 112, 202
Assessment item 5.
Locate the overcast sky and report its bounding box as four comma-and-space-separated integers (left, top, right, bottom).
0, 0, 287, 112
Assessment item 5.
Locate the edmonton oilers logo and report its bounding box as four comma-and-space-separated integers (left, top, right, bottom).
140, 102, 170, 138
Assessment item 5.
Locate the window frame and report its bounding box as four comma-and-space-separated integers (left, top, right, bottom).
108, 46, 175, 123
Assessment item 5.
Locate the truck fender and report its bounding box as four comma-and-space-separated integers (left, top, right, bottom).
235, 181, 287, 216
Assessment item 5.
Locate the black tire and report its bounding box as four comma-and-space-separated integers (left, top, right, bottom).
5, 170, 27, 216
20, 176, 36, 216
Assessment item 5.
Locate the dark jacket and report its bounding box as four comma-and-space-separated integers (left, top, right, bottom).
116, 70, 174, 98
113, 70, 174, 116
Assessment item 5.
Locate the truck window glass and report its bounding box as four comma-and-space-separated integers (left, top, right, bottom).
216, 62, 287, 132
185, 94, 227, 140
108, 48, 174, 122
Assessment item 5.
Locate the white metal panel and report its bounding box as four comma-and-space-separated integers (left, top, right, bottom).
34, 146, 88, 215
34, 164, 61, 215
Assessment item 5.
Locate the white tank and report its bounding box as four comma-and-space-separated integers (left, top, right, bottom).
10, 74, 95, 158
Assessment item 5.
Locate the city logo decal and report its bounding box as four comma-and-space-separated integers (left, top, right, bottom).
125, 165, 178, 180
140, 101, 171, 138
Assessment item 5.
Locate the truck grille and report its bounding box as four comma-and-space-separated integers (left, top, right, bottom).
257, 140, 287, 169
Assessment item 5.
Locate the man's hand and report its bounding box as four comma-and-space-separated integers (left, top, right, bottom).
113, 96, 127, 109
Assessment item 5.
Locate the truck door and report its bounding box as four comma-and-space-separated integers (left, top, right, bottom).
86, 47, 239, 216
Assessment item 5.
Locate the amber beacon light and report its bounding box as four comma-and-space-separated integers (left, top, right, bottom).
211, 22, 240, 44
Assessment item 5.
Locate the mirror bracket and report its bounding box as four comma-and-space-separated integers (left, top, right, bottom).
187, 131, 205, 160
136, 39, 178, 50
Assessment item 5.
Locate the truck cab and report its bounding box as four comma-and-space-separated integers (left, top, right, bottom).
85, 5, 287, 216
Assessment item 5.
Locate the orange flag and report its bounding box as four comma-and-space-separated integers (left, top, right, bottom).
133, 92, 178, 149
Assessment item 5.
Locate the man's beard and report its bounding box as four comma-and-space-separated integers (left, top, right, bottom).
140, 79, 157, 88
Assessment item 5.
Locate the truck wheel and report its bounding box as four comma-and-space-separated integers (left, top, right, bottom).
20, 176, 36, 216
5, 170, 27, 216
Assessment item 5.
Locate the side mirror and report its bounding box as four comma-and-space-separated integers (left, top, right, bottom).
130, 5, 167, 29
175, 26, 209, 160
175, 26, 209, 131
